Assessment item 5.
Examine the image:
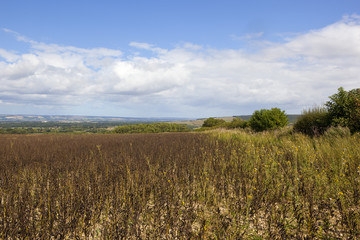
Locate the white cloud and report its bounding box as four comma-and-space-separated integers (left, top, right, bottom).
0, 48, 19, 62
1, 15, 360, 117
262, 16, 360, 61
230, 32, 264, 41
129, 42, 167, 54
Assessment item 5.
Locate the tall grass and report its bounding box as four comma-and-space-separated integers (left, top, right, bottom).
0, 131, 359, 238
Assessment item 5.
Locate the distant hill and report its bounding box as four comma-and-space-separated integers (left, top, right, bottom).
0, 114, 192, 123
0, 114, 300, 129
0, 114, 195, 133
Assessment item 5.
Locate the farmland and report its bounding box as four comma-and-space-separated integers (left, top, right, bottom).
0, 130, 359, 239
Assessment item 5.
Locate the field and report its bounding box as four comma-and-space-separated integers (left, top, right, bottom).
0, 130, 359, 239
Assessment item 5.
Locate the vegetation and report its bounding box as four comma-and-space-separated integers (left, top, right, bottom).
112, 122, 191, 134
198, 117, 249, 131
0, 121, 191, 134
326, 87, 360, 133
0, 121, 147, 134
249, 108, 288, 132
294, 87, 360, 136
0, 114, 301, 135
200, 108, 289, 132
225, 117, 249, 129
1, 130, 359, 239
202, 117, 226, 128
0, 87, 359, 238
293, 106, 331, 137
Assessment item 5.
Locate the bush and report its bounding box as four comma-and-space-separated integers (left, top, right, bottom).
325, 87, 360, 133
293, 106, 331, 137
249, 108, 288, 132
202, 117, 226, 128
225, 117, 249, 129
113, 123, 191, 134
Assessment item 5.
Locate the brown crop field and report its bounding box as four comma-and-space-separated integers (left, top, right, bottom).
0, 130, 359, 239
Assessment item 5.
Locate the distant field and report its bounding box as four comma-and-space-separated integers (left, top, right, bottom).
1, 129, 358, 239
0, 114, 300, 132
0, 114, 190, 123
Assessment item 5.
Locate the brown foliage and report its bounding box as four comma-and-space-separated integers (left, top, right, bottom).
0, 132, 359, 239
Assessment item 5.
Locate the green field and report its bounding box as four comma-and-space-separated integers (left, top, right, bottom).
0, 129, 359, 239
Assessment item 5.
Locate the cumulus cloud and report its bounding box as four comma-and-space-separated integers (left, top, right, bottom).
1, 15, 360, 117
0, 48, 19, 62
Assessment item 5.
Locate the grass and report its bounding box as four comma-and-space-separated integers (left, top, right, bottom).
0, 130, 359, 239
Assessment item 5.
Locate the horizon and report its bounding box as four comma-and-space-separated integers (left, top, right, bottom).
1, 1, 360, 118
0, 113, 193, 119
0, 112, 301, 120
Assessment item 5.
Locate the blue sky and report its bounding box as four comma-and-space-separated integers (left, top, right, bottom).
0, 0, 360, 118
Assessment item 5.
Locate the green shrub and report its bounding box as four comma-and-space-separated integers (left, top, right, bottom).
113, 123, 191, 134
202, 117, 226, 128
249, 108, 288, 132
294, 87, 360, 136
325, 87, 360, 133
225, 117, 249, 129
293, 106, 331, 137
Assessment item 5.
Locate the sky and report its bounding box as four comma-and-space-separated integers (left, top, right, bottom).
0, 0, 360, 118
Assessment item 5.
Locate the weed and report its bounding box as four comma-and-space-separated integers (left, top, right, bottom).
0, 131, 359, 238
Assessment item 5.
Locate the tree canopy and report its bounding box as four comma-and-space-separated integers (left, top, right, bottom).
249, 108, 288, 132
202, 117, 226, 128
325, 87, 360, 133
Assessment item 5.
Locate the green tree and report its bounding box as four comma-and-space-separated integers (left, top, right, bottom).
113, 123, 190, 134
202, 117, 226, 128
325, 87, 360, 133
249, 108, 288, 132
